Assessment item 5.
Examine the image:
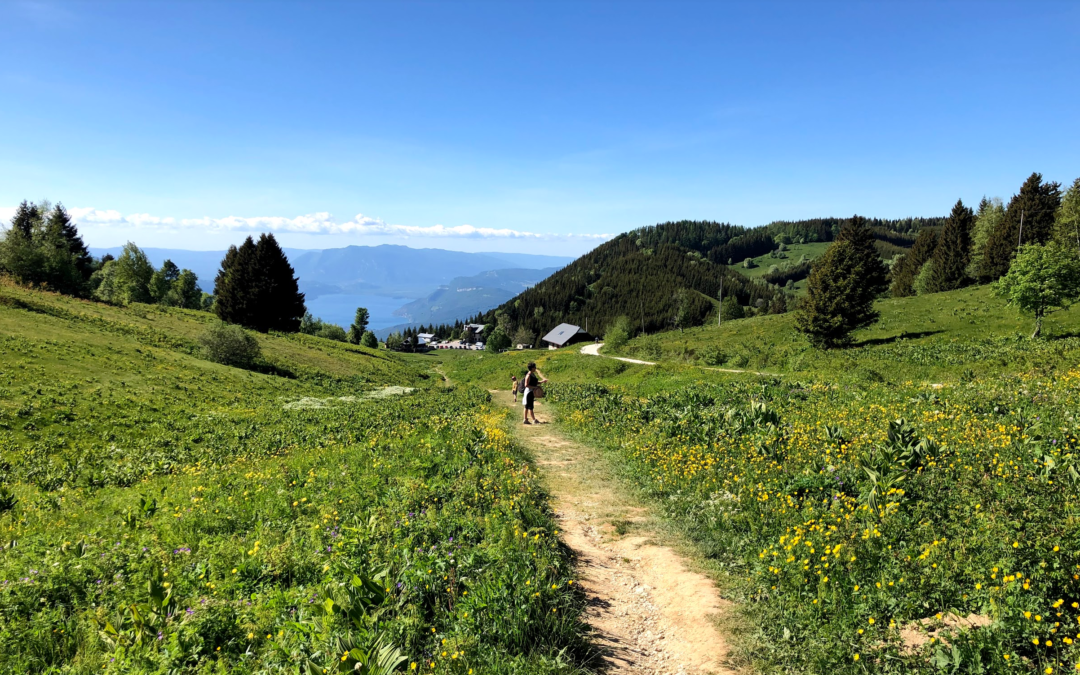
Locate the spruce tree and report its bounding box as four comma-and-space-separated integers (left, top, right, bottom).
252, 233, 306, 332
9, 201, 39, 238
890, 229, 938, 297
214, 238, 257, 327
48, 204, 93, 281
835, 215, 888, 294
347, 307, 370, 344
925, 199, 974, 293
980, 173, 1063, 281
1054, 177, 1080, 254
795, 215, 887, 349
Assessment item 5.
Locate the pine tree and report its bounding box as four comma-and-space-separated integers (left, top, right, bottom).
252, 233, 306, 332
890, 229, 938, 297
925, 199, 974, 293
980, 173, 1063, 281
214, 237, 258, 327
834, 215, 888, 294
47, 204, 93, 281
347, 307, 370, 344
795, 215, 887, 349
1054, 177, 1080, 254
9, 201, 39, 238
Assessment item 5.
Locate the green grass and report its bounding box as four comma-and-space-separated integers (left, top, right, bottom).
0, 284, 591, 674
730, 241, 831, 294
615, 283, 1080, 383
438, 283, 1080, 674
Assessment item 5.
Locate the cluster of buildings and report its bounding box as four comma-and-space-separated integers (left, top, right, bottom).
424, 322, 594, 352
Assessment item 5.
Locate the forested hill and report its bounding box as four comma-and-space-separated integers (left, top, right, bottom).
480, 227, 778, 338
481, 216, 944, 339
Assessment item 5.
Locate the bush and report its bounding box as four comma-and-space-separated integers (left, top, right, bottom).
485, 328, 511, 352
360, 330, 378, 349
604, 316, 632, 351
198, 322, 261, 369
315, 324, 348, 342
720, 296, 745, 321
697, 344, 727, 366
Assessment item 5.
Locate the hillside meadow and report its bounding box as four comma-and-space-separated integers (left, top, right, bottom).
433, 284, 1080, 673
0, 284, 591, 674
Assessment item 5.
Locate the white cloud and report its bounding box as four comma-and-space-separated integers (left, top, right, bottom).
3, 206, 612, 241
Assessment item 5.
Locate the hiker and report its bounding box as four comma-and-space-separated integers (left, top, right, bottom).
511, 374, 519, 403
522, 362, 547, 425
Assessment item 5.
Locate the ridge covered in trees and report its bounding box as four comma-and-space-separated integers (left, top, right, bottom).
475, 227, 782, 339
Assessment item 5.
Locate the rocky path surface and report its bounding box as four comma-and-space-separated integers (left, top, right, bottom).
496, 390, 738, 675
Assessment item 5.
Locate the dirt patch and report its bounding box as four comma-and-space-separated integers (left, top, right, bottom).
496, 390, 738, 674
899, 613, 993, 652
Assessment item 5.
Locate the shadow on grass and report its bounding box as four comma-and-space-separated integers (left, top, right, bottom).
854, 330, 944, 347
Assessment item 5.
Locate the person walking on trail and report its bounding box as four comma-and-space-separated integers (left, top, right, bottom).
510, 375, 519, 403
522, 362, 547, 425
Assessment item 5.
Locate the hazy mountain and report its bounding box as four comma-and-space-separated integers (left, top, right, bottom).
89, 244, 573, 329
394, 267, 561, 325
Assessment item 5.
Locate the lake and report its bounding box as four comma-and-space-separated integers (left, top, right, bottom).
304, 294, 417, 330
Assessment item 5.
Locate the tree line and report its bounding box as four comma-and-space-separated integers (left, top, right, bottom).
797, 172, 1080, 347
0, 204, 386, 347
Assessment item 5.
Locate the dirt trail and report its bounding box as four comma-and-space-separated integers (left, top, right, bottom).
579, 342, 776, 377
495, 390, 738, 675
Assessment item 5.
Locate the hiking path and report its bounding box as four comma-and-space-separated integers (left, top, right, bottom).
494, 389, 739, 675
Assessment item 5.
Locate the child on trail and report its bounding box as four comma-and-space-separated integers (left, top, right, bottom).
511, 375, 519, 403
521, 362, 547, 425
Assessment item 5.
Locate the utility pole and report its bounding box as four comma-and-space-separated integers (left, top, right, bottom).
717, 277, 723, 327
1017, 209, 1025, 247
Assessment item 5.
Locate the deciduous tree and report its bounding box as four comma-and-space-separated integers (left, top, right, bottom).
994, 242, 1080, 338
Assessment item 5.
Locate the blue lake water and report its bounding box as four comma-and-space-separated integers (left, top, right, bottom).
304, 294, 416, 330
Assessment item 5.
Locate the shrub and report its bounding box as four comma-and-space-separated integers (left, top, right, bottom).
720, 296, 745, 321
697, 344, 727, 366
604, 316, 632, 351
360, 330, 378, 349
485, 328, 511, 352
315, 324, 348, 342
198, 322, 261, 368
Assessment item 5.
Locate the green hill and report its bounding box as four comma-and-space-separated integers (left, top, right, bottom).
0, 283, 591, 674
479, 222, 782, 339
613, 282, 1080, 383
428, 282, 1080, 674
481, 217, 937, 341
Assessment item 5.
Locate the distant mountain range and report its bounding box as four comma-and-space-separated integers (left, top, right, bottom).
393, 267, 561, 325
89, 244, 573, 329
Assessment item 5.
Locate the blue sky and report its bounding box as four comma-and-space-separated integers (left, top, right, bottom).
1, 0, 1078, 255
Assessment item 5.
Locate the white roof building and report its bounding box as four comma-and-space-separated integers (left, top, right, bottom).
541, 323, 590, 348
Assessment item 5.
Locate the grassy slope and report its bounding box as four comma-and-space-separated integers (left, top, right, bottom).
436, 285, 1080, 675
0, 284, 589, 674
617, 283, 1080, 383
432, 283, 1080, 389
730, 241, 830, 294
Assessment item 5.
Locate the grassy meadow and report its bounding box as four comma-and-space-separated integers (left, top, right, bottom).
732, 241, 831, 294
435, 283, 1080, 674
0, 284, 590, 675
